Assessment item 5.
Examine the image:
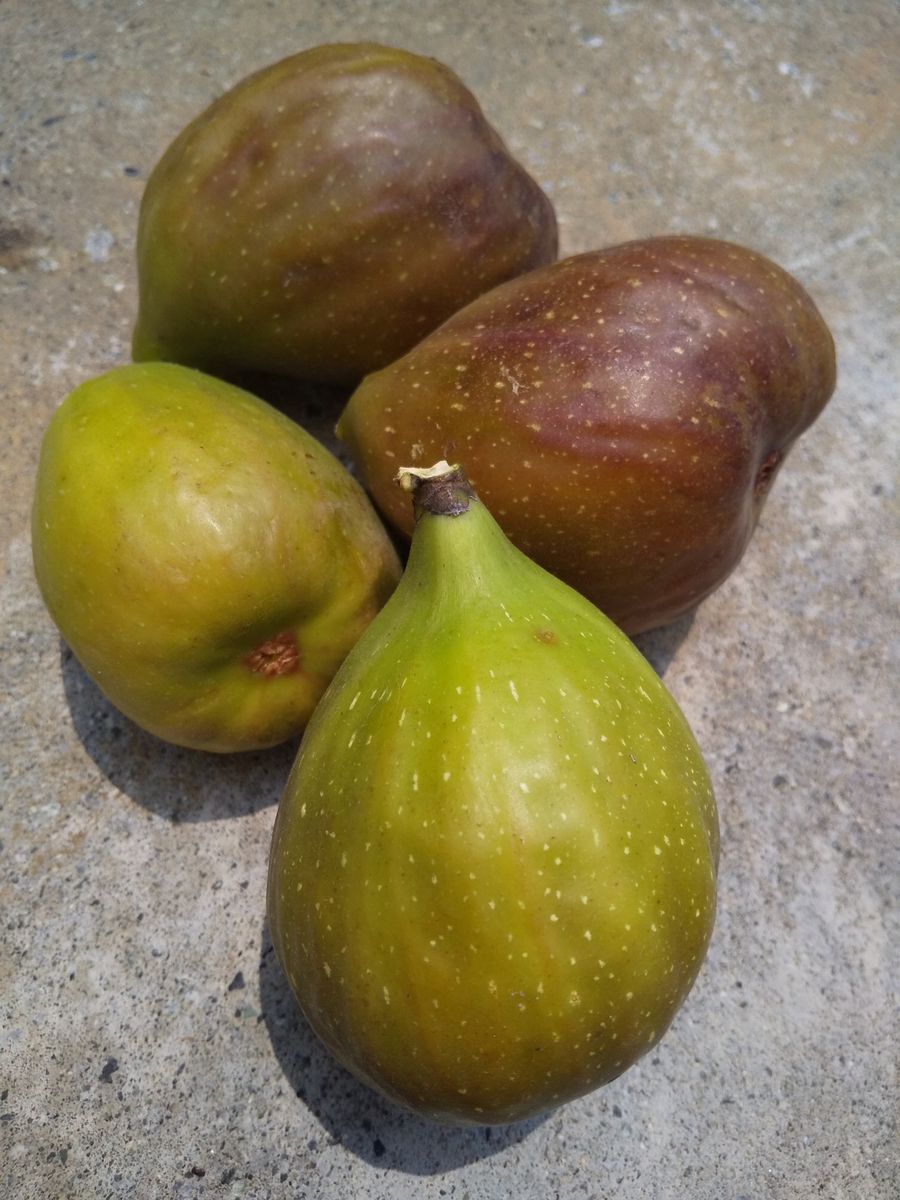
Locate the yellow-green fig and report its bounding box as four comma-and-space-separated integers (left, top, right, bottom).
268, 461, 718, 1124
31, 363, 401, 752
132, 43, 557, 385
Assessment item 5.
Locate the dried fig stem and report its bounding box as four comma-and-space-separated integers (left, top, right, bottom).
395, 461, 476, 520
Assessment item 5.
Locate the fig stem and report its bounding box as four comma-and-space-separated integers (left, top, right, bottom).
395, 461, 476, 520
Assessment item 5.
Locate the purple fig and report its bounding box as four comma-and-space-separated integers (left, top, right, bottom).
339, 236, 836, 632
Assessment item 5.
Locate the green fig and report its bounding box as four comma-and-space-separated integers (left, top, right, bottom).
339, 235, 836, 633
32, 363, 400, 752
268, 460, 718, 1124
132, 43, 557, 386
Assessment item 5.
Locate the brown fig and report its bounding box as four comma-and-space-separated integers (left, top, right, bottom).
339, 236, 836, 633
132, 43, 557, 386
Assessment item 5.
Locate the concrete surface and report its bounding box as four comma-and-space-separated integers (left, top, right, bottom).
1, 1, 897, 1197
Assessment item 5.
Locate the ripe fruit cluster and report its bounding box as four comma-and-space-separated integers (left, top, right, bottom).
32, 43, 835, 1124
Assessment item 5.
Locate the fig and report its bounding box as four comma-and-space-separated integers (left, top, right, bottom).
132, 42, 557, 386
31, 363, 400, 752
339, 235, 836, 632
268, 461, 718, 1125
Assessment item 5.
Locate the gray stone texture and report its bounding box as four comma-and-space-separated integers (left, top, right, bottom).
1, 2, 897, 1198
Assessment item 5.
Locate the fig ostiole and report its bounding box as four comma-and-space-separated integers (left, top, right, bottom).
133, 42, 557, 386
268, 460, 718, 1125
31, 362, 401, 752
339, 235, 836, 633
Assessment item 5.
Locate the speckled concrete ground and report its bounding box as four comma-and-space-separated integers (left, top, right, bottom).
1, 2, 897, 1198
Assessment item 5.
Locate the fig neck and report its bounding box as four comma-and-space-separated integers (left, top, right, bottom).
396, 463, 524, 602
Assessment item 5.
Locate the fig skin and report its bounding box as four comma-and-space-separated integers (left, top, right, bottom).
339, 235, 836, 632
132, 42, 557, 386
268, 462, 718, 1125
31, 363, 401, 752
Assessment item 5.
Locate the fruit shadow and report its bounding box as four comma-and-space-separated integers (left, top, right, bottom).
258, 921, 548, 1173
60, 643, 296, 821
632, 609, 696, 678
226, 370, 351, 463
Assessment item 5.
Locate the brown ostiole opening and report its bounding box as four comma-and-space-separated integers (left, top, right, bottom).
245, 631, 301, 677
